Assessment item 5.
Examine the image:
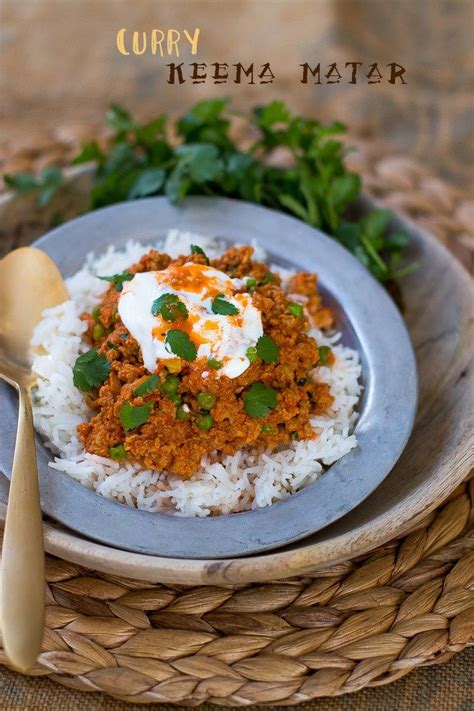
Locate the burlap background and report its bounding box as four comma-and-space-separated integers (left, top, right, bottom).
0, 649, 472, 709
1, 0, 473, 190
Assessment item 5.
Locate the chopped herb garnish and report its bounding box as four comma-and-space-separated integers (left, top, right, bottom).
256, 334, 279, 364
262, 424, 276, 434
98, 271, 133, 292
119, 401, 153, 431
246, 346, 258, 364
165, 329, 197, 361
151, 293, 188, 321
73, 348, 110, 392
109, 444, 126, 460
208, 357, 223, 370
211, 293, 239, 316
260, 272, 275, 285
318, 345, 332, 365
288, 302, 304, 318
243, 382, 277, 418
190, 244, 210, 264
133, 375, 161, 397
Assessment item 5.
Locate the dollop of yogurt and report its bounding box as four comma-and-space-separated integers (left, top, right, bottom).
118, 263, 263, 378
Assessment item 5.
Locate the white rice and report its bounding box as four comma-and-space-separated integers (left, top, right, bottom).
31, 230, 362, 517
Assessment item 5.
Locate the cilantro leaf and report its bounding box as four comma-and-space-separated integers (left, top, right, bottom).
256, 335, 279, 364
133, 375, 161, 397
73, 348, 110, 392
174, 143, 224, 183
98, 270, 133, 292
208, 357, 223, 370
211, 294, 239, 316
106, 103, 137, 132
151, 293, 189, 321
165, 329, 197, 361
4, 172, 38, 192
73, 141, 105, 166
243, 383, 277, 418
254, 100, 291, 129
191, 244, 210, 264
4, 167, 63, 208
128, 168, 165, 199
109, 444, 126, 460
119, 401, 153, 431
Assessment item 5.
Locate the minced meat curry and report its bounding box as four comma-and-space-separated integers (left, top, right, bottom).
75, 244, 336, 478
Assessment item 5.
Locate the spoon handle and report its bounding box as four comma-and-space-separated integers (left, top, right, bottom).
1, 384, 44, 671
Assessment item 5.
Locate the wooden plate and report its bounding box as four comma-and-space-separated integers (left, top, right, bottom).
0, 196, 472, 584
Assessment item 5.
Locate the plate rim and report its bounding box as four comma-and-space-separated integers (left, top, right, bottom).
0, 196, 418, 558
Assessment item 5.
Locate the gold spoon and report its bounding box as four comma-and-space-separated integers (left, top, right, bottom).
0, 247, 68, 671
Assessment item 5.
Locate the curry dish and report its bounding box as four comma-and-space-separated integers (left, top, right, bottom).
76, 244, 336, 478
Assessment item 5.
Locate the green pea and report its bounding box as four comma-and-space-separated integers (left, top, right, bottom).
92, 323, 105, 340
288, 303, 303, 318
246, 346, 258, 364
176, 405, 190, 420
246, 277, 258, 291
195, 413, 214, 430
169, 393, 182, 406
162, 374, 179, 395
92, 307, 101, 321
109, 444, 126, 460
197, 392, 216, 410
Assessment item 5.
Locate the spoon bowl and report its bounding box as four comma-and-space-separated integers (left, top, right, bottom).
0, 247, 67, 671
0, 247, 68, 378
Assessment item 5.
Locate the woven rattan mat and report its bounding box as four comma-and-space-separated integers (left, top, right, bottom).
0, 135, 473, 708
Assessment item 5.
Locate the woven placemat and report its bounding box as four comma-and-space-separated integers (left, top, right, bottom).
0, 135, 472, 706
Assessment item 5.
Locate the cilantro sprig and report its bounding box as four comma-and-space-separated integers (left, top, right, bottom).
3, 99, 414, 285
73, 348, 110, 392
98, 270, 133, 292
4, 167, 62, 208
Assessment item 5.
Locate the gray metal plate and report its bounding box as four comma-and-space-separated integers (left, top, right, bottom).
0, 197, 417, 558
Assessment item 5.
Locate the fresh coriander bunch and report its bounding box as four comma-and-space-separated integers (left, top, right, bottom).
3, 98, 415, 283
